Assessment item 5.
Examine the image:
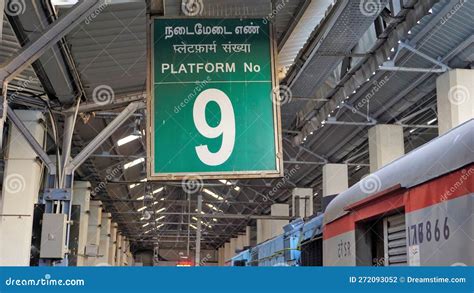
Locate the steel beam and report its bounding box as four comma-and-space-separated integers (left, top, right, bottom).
63, 93, 146, 114
66, 101, 144, 173
0, 0, 105, 83
116, 221, 235, 226
99, 199, 272, 206
378, 66, 446, 73
6, 106, 56, 174
113, 211, 291, 220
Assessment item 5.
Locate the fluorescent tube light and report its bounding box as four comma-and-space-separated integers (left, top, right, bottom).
124, 158, 145, 169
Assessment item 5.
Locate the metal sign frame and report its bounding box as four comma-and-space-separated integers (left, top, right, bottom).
146, 16, 283, 180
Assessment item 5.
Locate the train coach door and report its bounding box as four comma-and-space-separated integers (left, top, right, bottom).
383, 214, 408, 266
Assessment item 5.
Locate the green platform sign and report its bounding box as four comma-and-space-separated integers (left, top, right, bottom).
147, 18, 282, 180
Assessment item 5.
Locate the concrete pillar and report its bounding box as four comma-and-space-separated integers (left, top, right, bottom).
436, 69, 474, 135
368, 125, 404, 172
322, 164, 348, 197
128, 251, 133, 266
122, 238, 128, 266
257, 204, 289, 243
126, 240, 132, 266
116, 233, 123, 266
236, 235, 244, 252
292, 188, 313, 218
218, 246, 225, 266
96, 212, 111, 265
0, 111, 45, 266
121, 237, 128, 266
224, 242, 231, 265
72, 181, 91, 266
243, 226, 251, 247
230, 237, 238, 258
108, 224, 118, 266
85, 200, 102, 265
268, 204, 289, 239
256, 219, 266, 244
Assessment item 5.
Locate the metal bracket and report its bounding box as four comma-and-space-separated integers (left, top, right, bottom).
380, 41, 450, 73
43, 188, 72, 201
6, 106, 57, 174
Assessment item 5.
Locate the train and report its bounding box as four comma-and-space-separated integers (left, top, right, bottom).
231, 119, 473, 266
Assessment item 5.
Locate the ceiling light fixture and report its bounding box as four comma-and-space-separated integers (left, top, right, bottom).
203, 188, 224, 200
124, 158, 145, 169
156, 207, 166, 213
117, 134, 140, 146
153, 187, 164, 194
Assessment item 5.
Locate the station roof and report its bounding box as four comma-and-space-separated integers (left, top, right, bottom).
1, 0, 473, 251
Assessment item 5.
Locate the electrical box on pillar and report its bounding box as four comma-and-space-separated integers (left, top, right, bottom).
39, 214, 68, 259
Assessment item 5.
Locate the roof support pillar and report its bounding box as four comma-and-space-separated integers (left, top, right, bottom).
108, 223, 118, 266
244, 226, 251, 247
71, 181, 91, 266
368, 125, 405, 172
0, 110, 45, 266
257, 204, 289, 244
436, 69, 474, 135
236, 235, 244, 252
224, 242, 231, 266
97, 213, 112, 265
85, 200, 102, 266
218, 246, 225, 266
322, 164, 348, 210
116, 233, 123, 266
229, 237, 237, 260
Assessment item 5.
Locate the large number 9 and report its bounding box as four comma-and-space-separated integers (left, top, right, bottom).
193, 88, 235, 166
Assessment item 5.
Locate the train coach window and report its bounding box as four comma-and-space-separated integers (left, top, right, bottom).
355, 212, 408, 266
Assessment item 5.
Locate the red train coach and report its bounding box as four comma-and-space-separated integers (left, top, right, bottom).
323, 119, 474, 266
